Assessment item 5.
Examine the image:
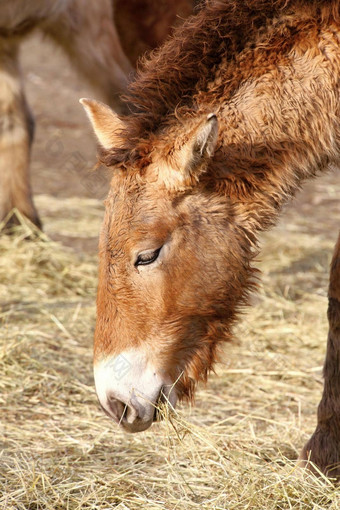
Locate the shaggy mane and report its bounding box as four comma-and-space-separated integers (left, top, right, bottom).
99, 0, 339, 168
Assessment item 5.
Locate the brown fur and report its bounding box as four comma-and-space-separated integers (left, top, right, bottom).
91, 0, 340, 476
0, 0, 194, 228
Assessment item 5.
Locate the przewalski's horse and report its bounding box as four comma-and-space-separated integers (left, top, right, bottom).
81, 0, 340, 477
0, 0, 194, 230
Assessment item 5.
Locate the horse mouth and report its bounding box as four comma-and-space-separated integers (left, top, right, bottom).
97, 379, 178, 432
152, 386, 174, 422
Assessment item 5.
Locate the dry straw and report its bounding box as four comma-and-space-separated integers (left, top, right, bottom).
1, 177, 340, 509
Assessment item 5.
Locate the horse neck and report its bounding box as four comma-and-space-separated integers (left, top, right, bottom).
209, 20, 340, 234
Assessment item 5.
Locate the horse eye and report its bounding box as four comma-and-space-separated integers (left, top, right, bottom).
135, 247, 162, 267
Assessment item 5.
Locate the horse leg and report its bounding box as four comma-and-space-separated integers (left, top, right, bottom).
42, 0, 133, 113
300, 233, 340, 478
0, 41, 41, 229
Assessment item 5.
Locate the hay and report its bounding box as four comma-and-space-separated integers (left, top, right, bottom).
1, 173, 340, 509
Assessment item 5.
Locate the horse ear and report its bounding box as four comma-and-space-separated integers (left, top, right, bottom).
158, 114, 218, 189
180, 113, 218, 168
187, 113, 219, 165
79, 98, 124, 149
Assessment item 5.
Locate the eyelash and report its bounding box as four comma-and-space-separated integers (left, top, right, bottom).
135, 247, 162, 267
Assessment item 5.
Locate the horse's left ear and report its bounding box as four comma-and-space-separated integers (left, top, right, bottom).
178, 113, 218, 172
79, 98, 124, 149
190, 113, 218, 159
157, 114, 218, 189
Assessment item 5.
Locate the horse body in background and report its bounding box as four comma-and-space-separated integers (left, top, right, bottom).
82, 0, 340, 478
0, 0, 195, 228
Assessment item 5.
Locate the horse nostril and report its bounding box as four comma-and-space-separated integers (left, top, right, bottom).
107, 394, 130, 424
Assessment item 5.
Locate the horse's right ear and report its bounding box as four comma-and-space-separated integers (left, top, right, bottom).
79, 98, 124, 149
